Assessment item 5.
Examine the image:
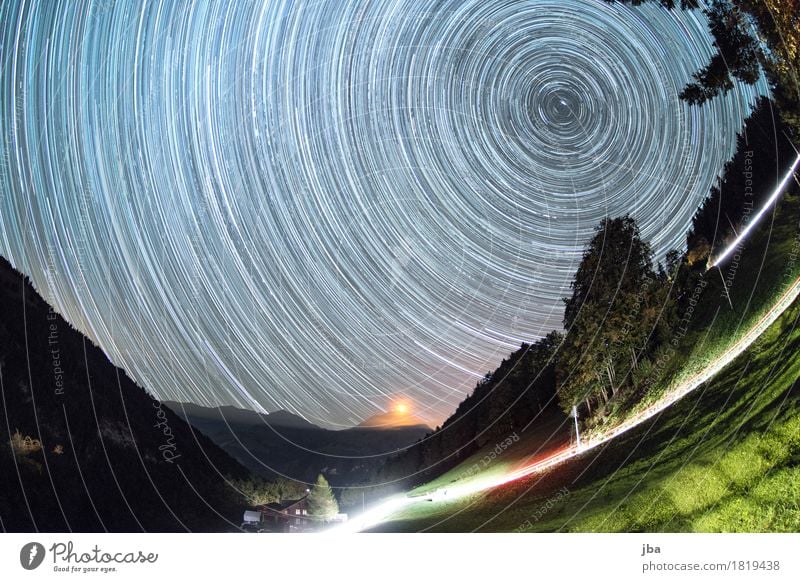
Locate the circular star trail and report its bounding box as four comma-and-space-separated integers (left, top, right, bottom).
0, 0, 767, 426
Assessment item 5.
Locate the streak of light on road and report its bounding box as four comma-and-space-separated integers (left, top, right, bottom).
709, 152, 800, 269
327, 272, 800, 533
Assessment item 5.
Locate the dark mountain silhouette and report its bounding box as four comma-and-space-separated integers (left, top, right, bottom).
688, 96, 797, 262
266, 409, 321, 430
166, 401, 430, 486
376, 333, 568, 489
357, 409, 430, 429
0, 256, 251, 532
164, 401, 321, 430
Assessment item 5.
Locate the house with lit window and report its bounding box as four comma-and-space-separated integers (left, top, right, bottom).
257, 496, 314, 532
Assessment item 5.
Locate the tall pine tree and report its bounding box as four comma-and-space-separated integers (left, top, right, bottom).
557, 216, 661, 416
307, 474, 339, 521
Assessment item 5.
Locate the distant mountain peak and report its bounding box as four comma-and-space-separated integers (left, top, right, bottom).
357, 409, 431, 430
163, 401, 320, 430
263, 409, 319, 429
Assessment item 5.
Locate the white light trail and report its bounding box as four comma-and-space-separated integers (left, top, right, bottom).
323, 496, 413, 534
331, 273, 800, 532
0, 0, 767, 426
709, 153, 800, 269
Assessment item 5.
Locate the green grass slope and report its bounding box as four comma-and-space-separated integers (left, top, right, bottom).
372, 293, 800, 531
371, 194, 800, 533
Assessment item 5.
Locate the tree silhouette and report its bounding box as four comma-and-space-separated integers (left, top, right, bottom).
606, 0, 761, 105
688, 97, 796, 257
679, 1, 761, 105
557, 216, 661, 416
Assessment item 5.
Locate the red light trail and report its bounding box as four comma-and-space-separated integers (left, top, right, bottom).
329, 272, 800, 533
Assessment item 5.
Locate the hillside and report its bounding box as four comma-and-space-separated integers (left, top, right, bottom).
164, 401, 322, 430
358, 95, 800, 532
365, 153, 800, 532
166, 401, 430, 486
369, 288, 800, 531
0, 257, 251, 532
358, 409, 430, 429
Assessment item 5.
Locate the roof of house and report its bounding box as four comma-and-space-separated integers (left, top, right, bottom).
259, 495, 308, 514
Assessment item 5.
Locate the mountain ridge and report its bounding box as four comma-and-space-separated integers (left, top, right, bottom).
0, 256, 251, 532
163, 401, 321, 430
165, 400, 433, 432
356, 410, 431, 430
166, 400, 431, 486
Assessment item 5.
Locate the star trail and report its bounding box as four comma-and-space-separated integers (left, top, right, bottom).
0, 0, 767, 427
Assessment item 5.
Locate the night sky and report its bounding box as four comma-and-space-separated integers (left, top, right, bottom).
0, 0, 766, 427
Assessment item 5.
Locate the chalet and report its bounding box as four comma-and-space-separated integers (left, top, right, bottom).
257, 496, 314, 532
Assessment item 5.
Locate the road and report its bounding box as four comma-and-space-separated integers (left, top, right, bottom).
327, 272, 800, 533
